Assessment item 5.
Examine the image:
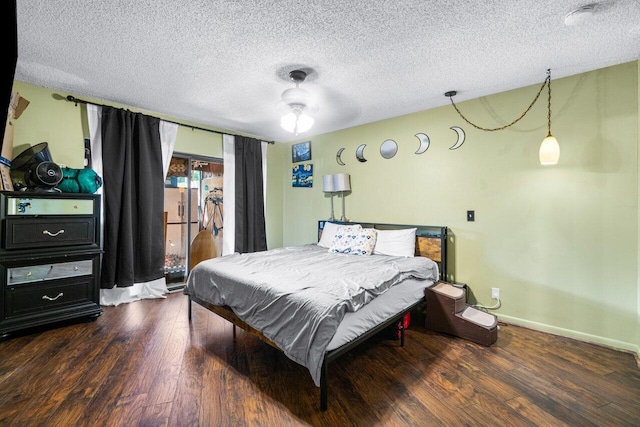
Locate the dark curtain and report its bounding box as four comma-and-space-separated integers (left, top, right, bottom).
234, 136, 267, 253
100, 106, 165, 288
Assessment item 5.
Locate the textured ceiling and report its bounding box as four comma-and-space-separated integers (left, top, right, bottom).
15, 0, 640, 143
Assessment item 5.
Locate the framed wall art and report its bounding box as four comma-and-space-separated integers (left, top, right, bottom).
292, 140, 311, 163
292, 163, 313, 188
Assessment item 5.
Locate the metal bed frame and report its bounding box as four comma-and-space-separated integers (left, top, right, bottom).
188, 222, 448, 410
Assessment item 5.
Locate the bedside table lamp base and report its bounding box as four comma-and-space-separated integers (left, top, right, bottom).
333, 173, 351, 223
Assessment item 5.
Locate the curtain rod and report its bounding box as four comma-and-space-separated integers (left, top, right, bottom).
65, 95, 275, 144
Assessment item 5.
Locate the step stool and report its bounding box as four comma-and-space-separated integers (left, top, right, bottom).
425, 281, 498, 346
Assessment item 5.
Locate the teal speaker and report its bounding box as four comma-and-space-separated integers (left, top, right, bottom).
57, 167, 102, 194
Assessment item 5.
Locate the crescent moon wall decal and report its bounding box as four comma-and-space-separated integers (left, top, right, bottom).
336, 147, 346, 165
356, 144, 368, 162
414, 133, 430, 154
449, 126, 466, 150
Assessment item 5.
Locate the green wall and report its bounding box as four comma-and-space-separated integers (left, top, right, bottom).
10, 61, 639, 355
282, 61, 639, 354
10, 82, 225, 167
9, 81, 286, 249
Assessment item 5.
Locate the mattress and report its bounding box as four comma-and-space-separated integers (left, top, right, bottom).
185, 244, 439, 386
327, 277, 436, 350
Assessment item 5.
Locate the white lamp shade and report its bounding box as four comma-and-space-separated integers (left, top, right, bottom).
280, 112, 297, 132
296, 113, 314, 133
539, 135, 560, 165
333, 173, 351, 191
280, 112, 314, 134
322, 175, 335, 192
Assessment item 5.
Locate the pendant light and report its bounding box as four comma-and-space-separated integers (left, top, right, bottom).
539, 69, 560, 165
445, 69, 560, 165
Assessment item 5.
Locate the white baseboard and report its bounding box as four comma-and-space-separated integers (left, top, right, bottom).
496, 313, 640, 359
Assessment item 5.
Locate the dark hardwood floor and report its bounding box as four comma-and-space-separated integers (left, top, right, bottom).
0, 290, 638, 426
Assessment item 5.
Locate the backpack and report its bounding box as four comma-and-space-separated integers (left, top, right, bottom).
57, 167, 102, 193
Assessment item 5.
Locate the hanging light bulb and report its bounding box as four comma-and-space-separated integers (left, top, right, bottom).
280, 104, 315, 135
280, 112, 298, 133
539, 69, 560, 165
296, 112, 314, 132
539, 135, 560, 165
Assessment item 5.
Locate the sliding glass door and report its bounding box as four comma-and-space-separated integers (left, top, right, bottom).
164, 153, 223, 289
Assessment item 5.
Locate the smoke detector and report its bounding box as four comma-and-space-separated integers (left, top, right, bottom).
564, 4, 598, 26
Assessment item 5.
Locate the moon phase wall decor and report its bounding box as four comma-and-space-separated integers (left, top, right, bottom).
334, 126, 466, 164
356, 144, 367, 162
380, 139, 398, 159
414, 133, 430, 154
449, 126, 466, 150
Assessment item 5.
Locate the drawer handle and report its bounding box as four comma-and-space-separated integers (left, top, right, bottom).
43, 229, 65, 237
42, 292, 64, 301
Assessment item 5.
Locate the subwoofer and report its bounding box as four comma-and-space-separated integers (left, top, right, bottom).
11, 142, 63, 190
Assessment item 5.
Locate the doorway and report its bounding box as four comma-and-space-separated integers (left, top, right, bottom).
164, 152, 223, 290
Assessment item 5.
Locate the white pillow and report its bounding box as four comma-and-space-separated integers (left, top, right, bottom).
373, 228, 417, 257
318, 222, 361, 248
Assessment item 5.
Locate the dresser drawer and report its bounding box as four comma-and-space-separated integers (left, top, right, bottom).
4, 277, 95, 318
5, 197, 95, 216
5, 217, 97, 249
8, 259, 93, 285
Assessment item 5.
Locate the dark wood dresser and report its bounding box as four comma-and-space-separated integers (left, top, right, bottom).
0, 191, 102, 338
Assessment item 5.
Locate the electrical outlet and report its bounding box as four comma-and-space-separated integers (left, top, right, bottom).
491, 287, 500, 299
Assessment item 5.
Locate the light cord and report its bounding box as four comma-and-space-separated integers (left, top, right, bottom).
547, 68, 552, 136
447, 70, 551, 132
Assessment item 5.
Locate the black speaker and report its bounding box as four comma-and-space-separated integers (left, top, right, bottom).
11, 142, 63, 190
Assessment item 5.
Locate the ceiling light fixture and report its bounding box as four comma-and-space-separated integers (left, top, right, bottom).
445, 69, 559, 166
278, 70, 318, 135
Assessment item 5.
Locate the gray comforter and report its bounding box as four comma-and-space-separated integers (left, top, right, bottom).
184, 244, 439, 386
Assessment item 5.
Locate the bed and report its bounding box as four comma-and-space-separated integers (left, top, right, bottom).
184, 221, 448, 410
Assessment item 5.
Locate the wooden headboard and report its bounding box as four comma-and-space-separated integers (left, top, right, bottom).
317, 221, 448, 281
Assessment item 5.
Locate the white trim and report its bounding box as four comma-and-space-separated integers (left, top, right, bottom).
497, 313, 640, 356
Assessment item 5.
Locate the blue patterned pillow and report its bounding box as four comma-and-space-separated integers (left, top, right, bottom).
329, 226, 378, 256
